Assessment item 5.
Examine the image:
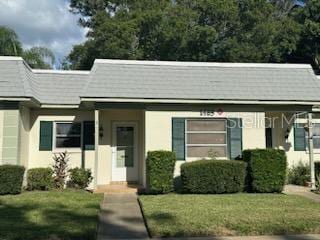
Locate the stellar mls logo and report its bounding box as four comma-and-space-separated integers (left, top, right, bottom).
200, 108, 225, 117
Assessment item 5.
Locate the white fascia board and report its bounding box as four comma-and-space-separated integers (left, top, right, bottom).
81, 98, 320, 106
0, 97, 32, 101
94, 59, 312, 69
32, 69, 90, 75
40, 104, 79, 109
0, 56, 23, 61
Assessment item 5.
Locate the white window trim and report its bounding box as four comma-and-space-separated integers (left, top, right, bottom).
185, 118, 228, 159
53, 121, 83, 153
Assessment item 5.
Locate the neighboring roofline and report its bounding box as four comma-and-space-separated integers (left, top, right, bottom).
94, 59, 312, 69
32, 69, 90, 75
80, 97, 320, 106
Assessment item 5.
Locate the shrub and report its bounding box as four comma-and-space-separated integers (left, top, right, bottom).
181, 160, 246, 194
242, 149, 287, 193
316, 162, 320, 191
316, 162, 320, 179
0, 165, 25, 195
287, 162, 310, 186
67, 168, 93, 189
146, 150, 176, 194
27, 168, 53, 190
52, 151, 69, 189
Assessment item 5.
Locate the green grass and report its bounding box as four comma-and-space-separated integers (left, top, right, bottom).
139, 193, 320, 237
0, 190, 103, 240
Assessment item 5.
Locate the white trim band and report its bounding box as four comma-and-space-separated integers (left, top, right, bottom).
94, 59, 312, 69
81, 97, 320, 106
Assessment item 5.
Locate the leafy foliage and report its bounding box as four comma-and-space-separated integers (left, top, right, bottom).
181, 160, 246, 194
52, 151, 70, 189
67, 0, 307, 70
0, 25, 54, 69
242, 149, 287, 193
27, 168, 54, 191
287, 162, 310, 186
292, 0, 320, 72
67, 167, 93, 189
316, 162, 320, 191
146, 150, 176, 194
0, 26, 23, 56
22, 47, 55, 69
0, 165, 25, 195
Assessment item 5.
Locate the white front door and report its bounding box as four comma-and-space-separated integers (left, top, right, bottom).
112, 122, 138, 182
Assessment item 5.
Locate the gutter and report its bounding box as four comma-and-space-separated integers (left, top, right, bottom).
80, 98, 320, 106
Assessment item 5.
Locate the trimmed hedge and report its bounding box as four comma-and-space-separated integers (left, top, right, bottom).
181, 160, 246, 194
146, 150, 176, 194
316, 162, 320, 177
27, 168, 53, 191
0, 165, 25, 195
67, 167, 93, 189
242, 149, 287, 193
316, 162, 320, 184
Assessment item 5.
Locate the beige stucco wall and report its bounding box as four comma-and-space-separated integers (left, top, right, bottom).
29, 109, 96, 187
268, 112, 320, 167
97, 109, 144, 186
19, 106, 30, 167
12, 105, 319, 189
26, 108, 145, 188
144, 108, 266, 176
0, 110, 3, 165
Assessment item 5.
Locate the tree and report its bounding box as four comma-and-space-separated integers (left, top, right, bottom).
291, 0, 320, 72
22, 47, 55, 69
271, 0, 297, 17
0, 26, 23, 56
0, 25, 55, 69
67, 0, 302, 69
216, 0, 300, 63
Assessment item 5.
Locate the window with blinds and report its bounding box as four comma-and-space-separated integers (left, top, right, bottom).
186, 119, 227, 158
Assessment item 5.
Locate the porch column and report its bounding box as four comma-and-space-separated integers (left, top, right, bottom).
94, 109, 99, 188
307, 112, 316, 190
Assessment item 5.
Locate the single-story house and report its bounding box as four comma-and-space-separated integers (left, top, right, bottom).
0, 56, 319, 189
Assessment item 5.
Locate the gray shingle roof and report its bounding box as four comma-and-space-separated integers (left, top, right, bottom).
85, 60, 320, 102
0, 57, 320, 105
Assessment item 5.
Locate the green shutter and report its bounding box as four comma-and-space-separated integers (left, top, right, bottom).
172, 118, 185, 160
227, 118, 243, 160
39, 121, 53, 151
83, 121, 95, 150
294, 123, 306, 151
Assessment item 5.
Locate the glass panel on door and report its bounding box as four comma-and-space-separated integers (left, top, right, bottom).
116, 127, 134, 167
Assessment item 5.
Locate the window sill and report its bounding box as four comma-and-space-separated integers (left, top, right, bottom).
52, 148, 82, 153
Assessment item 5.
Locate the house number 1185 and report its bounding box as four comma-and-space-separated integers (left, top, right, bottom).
200, 110, 215, 117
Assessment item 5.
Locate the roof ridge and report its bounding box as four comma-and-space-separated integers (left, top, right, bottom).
94, 59, 312, 69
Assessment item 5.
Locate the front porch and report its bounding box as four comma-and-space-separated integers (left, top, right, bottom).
93, 108, 146, 189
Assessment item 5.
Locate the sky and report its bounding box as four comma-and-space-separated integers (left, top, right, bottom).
0, 0, 87, 66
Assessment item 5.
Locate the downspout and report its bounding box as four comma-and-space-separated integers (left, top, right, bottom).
94, 109, 99, 189
307, 112, 316, 190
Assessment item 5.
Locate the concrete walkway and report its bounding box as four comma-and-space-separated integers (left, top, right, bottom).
97, 193, 149, 240
284, 185, 320, 202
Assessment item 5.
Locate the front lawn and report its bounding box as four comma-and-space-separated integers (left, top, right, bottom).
0, 190, 103, 240
139, 194, 320, 237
